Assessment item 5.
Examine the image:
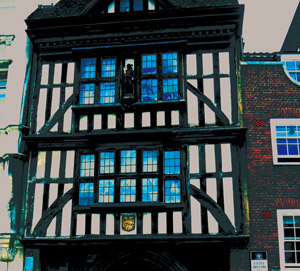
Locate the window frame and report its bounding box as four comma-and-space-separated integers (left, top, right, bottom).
277, 210, 300, 270
77, 148, 184, 207
270, 119, 300, 165
281, 54, 300, 86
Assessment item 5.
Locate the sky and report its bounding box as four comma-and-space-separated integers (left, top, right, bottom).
239, 0, 299, 52
0, 0, 299, 53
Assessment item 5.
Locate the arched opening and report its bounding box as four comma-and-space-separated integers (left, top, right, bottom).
90, 250, 188, 271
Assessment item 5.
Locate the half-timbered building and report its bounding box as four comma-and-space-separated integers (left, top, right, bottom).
20, 0, 247, 270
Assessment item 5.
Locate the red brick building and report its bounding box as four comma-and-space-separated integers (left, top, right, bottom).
241, 4, 300, 269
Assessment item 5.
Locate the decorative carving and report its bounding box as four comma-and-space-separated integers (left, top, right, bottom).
0, 247, 18, 262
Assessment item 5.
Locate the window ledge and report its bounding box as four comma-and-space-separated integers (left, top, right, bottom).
74, 202, 184, 213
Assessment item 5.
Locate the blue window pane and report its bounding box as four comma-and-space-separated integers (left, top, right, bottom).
142, 178, 158, 202
99, 180, 114, 203
134, 0, 143, 11
142, 54, 156, 74
143, 150, 158, 172
120, 0, 130, 12
80, 84, 95, 104
101, 58, 116, 77
163, 78, 178, 100
100, 152, 114, 173
277, 139, 287, 144
141, 79, 158, 102
287, 126, 297, 136
81, 58, 96, 78
79, 183, 94, 205
120, 179, 136, 202
25, 257, 34, 271
164, 151, 180, 174
296, 73, 300, 82
121, 150, 136, 173
162, 52, 178, 73
296, 62, 300, 71
100, 82, 115, 104
165, 180, 181, 203
288, 144, 298, 155
290, 73, 296, 80
276, 126, 286, 131
80, 154, 95, 177
284, 216, 294, 227
277, 145, 288, 155
286, 61, 296, 71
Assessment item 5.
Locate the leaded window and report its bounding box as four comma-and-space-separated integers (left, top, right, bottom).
163, 78, 178, 100
80, 154, 95, 177
81, 58, 96, 79
120, 179, 136, 202
164, 151, 181, 174
79, 183, 94, 205
142, 178, 158, 202
164, 180, 181, 203
141, 79, 158, 101
101, 58, 116, 78
100, 82, 115, 104
98, 179, 114, 203
100, 152, 115, 173
142, 150, 158, 172
162, 52, 178, 73
142, 54, 157, 74
133, 0, 143, 11
120, 0, 130, 12
79, 84, 95, 104
121, 150, 136, 173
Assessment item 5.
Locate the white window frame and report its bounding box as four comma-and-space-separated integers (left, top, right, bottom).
270, 119, 300, 165
277, 210, 300, 270
281, 54, 300, 86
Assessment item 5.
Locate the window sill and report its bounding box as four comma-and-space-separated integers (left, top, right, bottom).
74, 202, 184, 213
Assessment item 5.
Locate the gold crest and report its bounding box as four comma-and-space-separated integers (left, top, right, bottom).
122, 215, 136, 232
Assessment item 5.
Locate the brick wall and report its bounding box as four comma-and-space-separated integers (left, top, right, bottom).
240, 63, 300, 270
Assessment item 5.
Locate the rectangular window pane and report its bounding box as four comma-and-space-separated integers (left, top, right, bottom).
120, 0, 130, 11
286, 61, 296, 71
163, 78, 178, 100
142, 178, 158, 202
80, 84, 95, 104
165, 180, 181, 203
100, 82, 115, 104
142, 54, 156, 74
79, 183, 94, 205
99, 179, 114, 203
81, 58, 96, 79
121, 150, 136, 173
101, 58, 116, 77
141, 79, 157, 102
164, 151, 180, 174
143, 150, 158, 172
134, 0, 143, 11
80, 154, 95, 177
162, 52, 178, 73
120, 179, 136, 202
100, 152, 114, 173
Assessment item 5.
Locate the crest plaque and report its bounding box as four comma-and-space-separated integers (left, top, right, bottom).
122, 214, 136, 232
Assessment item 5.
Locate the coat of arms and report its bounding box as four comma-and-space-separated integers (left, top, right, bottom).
122, 214, 136, 232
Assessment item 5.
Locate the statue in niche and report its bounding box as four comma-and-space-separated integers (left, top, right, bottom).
124, 63, 134, 95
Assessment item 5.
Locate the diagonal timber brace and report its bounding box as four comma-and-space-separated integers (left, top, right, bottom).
32, 188, 74, 237
189, 184, 236, 234
38, 93, 75, 134
186, 82, 230, 126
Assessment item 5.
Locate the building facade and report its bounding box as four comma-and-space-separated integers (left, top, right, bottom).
240, 4, 300, 269
19, 0, 248, 270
